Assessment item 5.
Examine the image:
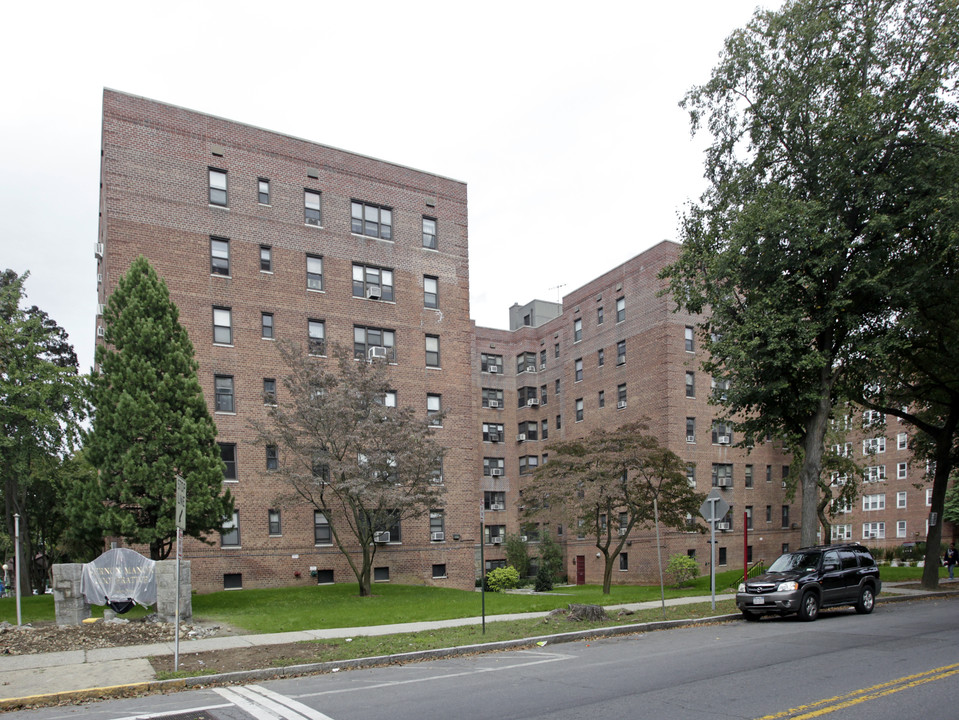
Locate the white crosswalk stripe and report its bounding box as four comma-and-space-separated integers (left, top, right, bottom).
214, 685, 335, 720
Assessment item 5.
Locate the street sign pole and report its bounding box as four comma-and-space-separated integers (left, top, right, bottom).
174, 475, 186, 671
700, 490, 730, 611
480, 502, 486, 635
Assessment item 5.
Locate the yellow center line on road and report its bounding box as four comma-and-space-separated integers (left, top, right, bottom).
754, 663, 959, 720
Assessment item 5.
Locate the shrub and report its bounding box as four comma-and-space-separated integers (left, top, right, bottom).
534, 563, 554, 592
505, 534, 530, 577
486, 565, 520, 592
666, 553, 699, 587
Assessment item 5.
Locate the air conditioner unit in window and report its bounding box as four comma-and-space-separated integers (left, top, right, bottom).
488, 366, 498, 373
431, 532, 445, 541
368, 346, 388, 361
618, 527, 628, 536
97, 273, 103, 285
94, 242, 104, 258
526, 365, 536, 373
96, 304, 105, 316
96, 326, 105, 338
716, 522, 731, 531
373, 531, 390, 543
490, 503, 504, 511
718, 435, 730, 445
686, 435, 696, 443
617, 400, 627, 409
490, 468, 503, 477
366, 286, 381, 300
516, 433, 526, 442
488, 400, 500, 408
491, 536, 503, 544
716, 477, 733, 487
520, 536, 528, 542
488, 433, 500, 443
540, 363, 547, 370
527, 398, 539, 407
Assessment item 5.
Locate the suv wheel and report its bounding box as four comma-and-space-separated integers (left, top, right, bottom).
855, 586, 875, 614
798, 591, 819, 621
742, 610, 760, 621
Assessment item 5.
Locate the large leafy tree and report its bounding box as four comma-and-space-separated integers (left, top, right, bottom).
522, 423, 702, 594
663, 0, 959, 547
86, 256, 233, 560
0, 270, 87, 594
255, 343, 445, 597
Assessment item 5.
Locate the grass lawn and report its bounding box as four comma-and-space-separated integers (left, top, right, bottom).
0, 564, 939, 633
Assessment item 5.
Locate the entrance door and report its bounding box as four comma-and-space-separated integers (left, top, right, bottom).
576, 555, 586, 585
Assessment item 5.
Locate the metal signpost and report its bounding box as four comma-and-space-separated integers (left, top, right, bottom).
480, 502, 486, 634
13, 513, 21, 626
174, 475, 186, 671
699, 489, 729, 610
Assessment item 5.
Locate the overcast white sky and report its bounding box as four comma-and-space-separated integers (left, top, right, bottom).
2, 0, 779, 372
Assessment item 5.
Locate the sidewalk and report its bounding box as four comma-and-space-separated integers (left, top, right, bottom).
0, 583, 953, 709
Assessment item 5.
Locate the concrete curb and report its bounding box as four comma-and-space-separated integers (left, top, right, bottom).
1, 589, 955, 712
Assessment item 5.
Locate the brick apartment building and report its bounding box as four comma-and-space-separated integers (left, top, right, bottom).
95, 90, 948, 593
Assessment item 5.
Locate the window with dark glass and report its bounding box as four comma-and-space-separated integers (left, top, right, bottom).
307, 255, 323, 291
481, 353, 503, 373
305, 190, 322, 225
617, 340, 626, 365
616, 297, 625, 323
352, 264, 394, 301
574, 358, 583, 382
425, 335, 440, 367
219, 442, 237, 479
314, 511, 332, 544
266, 445, 278, 470
268, 509, 281, 535
257, 178, 270, 205
263, 378, 277, 405
221, 510, 240, 546
352, 200, 392, 239
213, 307, 232, 345
211, 237, 230, 276
260, 245, 273, 272
424, 275, 439, 308
215, 375, 234, 413
422, 217, 437, 249
354, 326, 395, 361
261, 312, 274, 339
573, 318, 582, 342
308, 320, 326, 356
209, 168, 227, 206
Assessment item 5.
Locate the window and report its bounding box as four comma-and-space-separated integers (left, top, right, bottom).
430, 510, 445, 540
483, 457, 505, 476
865, 465, 886, 482
261, 312, 274, 340
862, 493, 885, 511
897, 491, 907, 508
766, 505, 772, 522
574, 358, 583, 382
711, 377, 730, 401
712, 463, 732, 487
422, 217, 437, 249
215, 376, 234, 413
686, 417, 696, 443
617, 340, 626, 365
745, 464, 754, 488
863, 437, 886, 455
831, 524, 852, 541
481, 353, 503, 373
766, 465, 772, 482
597, 348, 605, 366
575, 398, 584, 422
425, 335, 441, 368
685, 326, 694, 352
353, 264, 394, 301
518, 386, 538, 407
263, 378, 277, 405
482, 388, 504, 408
380, 390, 397, 407
897, 432, 908, 450
219, 442, 237, 480
597, 306, 604, 325
540, 384, 548, 405
712, 421, 733, 445
354, 326, 395, 361
427, 394, 442, 425
897, 520, 907, 538
485, 525, 506, 544
781, 505, 790, 529
308, 320, 326, 356
351, 200, 392, 239
554, 343, 560, 359
573, 318, 582, 343
616, 297, 625, 323
541, 419, 548, 440
540, 349, 547, 368
484, 491, 505, 510
927, 488, 933, 506
863, 410, 885, 427
209, 168, 227, 206
619, 553, 628, 571
863, 522, 885, 540
687, 464, 696, 487
221, 511, 240, 546
745, 506, 753, 530
260, 245, 273, 272
266, 445, 278, 470
257, 178, 270, 205
516, 352, 537, 373
424, 276, 439, 308
213, 307, 232, 345
555, 379, 561, 395
685, 372, 695, 398
306, 255, 323, 291
598, 390, 605, 408
483, 422, 505, 442
211, 237, 230, 276
268, 509, 281, 536
519, 455, 539, 475
897, 462, 908, 479
617, 384, 627, 407
556, 414, 562, 430
314, 512, 332, 545
432, 563, 447, 578
718, 547, 727, 566
305, 190, 322, 225
518, 420, 538, 441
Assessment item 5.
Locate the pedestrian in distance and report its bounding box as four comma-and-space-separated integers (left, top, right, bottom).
944, 543, 959, 580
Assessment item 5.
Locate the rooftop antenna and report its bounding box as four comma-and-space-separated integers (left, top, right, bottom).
548, 284, 566, 304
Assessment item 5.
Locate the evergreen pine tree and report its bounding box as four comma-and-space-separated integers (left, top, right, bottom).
86, 256, 232, 560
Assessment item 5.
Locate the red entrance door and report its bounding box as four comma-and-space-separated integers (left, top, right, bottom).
576, 555, 586, 585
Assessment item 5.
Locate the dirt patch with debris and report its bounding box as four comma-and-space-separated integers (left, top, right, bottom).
147, 641, 337, 675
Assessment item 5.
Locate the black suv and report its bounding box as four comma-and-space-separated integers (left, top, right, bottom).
736, 544, 881, 621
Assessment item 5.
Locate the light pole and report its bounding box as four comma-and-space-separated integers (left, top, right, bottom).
13, 513, 22, 626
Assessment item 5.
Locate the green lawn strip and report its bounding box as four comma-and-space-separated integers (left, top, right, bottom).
0, 565, 938, 630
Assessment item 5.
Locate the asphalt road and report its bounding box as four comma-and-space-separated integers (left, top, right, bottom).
16, 596, 959, 720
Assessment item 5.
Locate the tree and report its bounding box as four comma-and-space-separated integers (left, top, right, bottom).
86, 257, 233, 560
522, 423, 703, 594
0, 270, 87, 594
255, 342, 445, 597
663, 0, 959, 546
504, 533, 530, 578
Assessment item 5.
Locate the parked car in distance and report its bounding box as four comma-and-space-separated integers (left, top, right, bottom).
736, 544, 882, 621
